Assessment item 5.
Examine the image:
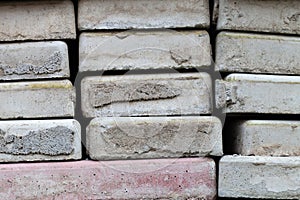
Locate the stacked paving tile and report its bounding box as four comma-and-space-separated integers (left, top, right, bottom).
0, 0, 81, 197
215, 0, 300, 199
1, 0, 299, 199
0, 0, 80, 162
78, 0, 221, 199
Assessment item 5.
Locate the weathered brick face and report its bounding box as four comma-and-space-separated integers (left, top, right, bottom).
0, 0, 299, 199
81, 73, 212, 117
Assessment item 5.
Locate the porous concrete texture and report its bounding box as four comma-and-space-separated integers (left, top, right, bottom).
219, 156, 300, 199
230, 120, 300, 156
79, 31, 211, 72
78, 0, 210, 30
0, 158, 216, 199
0, 80, 75, 119
217, 0, 300, 35
0, 41, 70, 80
81, 73, 212, 117
216, 32, 300, 75
0, 119, 81, 162
216, 74, 300, 114
0, 0, 76, 41
86, 116, 223, 160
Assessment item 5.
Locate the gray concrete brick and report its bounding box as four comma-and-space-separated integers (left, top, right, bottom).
231, 120, 300, 156
216, 74, 300, 114
81, 73, 212, 117
0, 41, 70, 80
79, 31, 211, 72
0, 119, 81, 162
86, 116, 223, 160
216, 32, 300, 75
217, 0, 300, 35
0, 80, 75, 119
78, 0, 210, 30
0, 0, 76, 41
219, 156, 300, 199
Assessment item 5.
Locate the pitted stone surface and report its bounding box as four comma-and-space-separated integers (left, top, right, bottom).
0, 80, 75, 119
81, 73, 212, 117
230, 120, 300, 156
0, 41, 69, 80
0, 0, 76, 41
86, 117, 223, 160
217, 0, 300, 35
79, 31, 211, 72
216, 32, 300, 75
216, 74, 300, 114
0, 119, 81, 162
219, 156, 300, 199
78, 0, 210, 30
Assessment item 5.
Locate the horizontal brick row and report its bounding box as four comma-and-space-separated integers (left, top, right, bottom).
0, 41, 70, 80
81, 73, 212, 117
0, 158, 216, 199
0, 80, 75, 119
219, 156, 300, 199
217, 0, 300, 35
216, 74, 300, 114
79, 31, 211, 72
230, 120, 300, 156
78, 0, 210, 30
0, 0, 76, 41
86, 116, 223, 160
216, 32, 300, 75
0, 119, 81, 162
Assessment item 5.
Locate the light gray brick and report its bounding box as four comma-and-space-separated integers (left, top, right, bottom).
216, 74, 300, 114
231, 120, 300, 156
217, 0, 300, 34
0, 119, 81, 162
79, 31, 211, 72
81, 73, 212, 117
0, 80, 75, 119
86, 116, 223, 160
216, 32, 300, 75
0, 0, 76, 41
0, 41, 69, 80
219, 156, 300, 199
78, 0, 210, 30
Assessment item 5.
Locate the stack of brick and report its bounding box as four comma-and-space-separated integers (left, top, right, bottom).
215, 0, 300, 199
0, 0, 81, 198
77, 0, 222, 199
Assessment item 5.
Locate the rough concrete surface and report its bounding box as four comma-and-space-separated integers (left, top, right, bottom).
79, 31, 211, 72
81, 73, 212, 117
216, 32, 300, 74
231, 120, 300, 156
78, 0, 210, 30
217, 0, 300, 35
219, 156, 300, 199
0, 41, 70, 80
0, 158, 216, 199
216, 74, 300, 114
86, 116, 223, 160
0, 119, 81, 162
0, 0, 76, 41
0, 80, 75, 119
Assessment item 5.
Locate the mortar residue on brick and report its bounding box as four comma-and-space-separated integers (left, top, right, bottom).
0, 51, 62, 77
91, 82, 181, 108
0, 126, 74, 156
